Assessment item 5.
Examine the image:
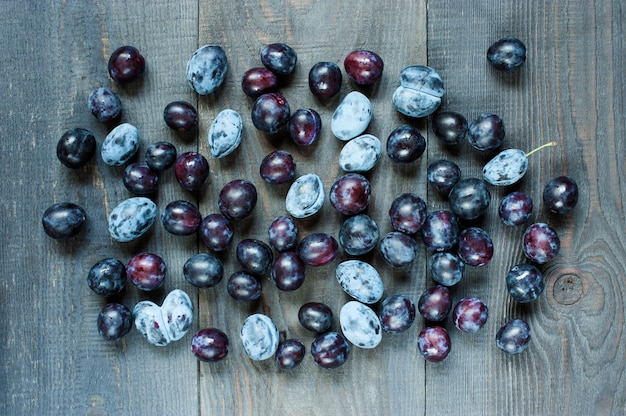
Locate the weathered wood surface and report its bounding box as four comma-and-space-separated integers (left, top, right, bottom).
0, 1, 624, 415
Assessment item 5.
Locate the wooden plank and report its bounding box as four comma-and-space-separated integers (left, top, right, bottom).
0, 1, 200, 414
427, 1, 626, 414
196, 1, 428, 415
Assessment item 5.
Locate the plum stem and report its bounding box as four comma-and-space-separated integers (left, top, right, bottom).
526, 141, 557, 158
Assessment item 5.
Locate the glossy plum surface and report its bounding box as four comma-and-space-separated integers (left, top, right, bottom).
218, 179, 258, 221
108, 45, 145, 83
42, 202, 87, 240
241, 67, 278, 98
145, 141, 177, 171
379, 231, 418, 268
163, 101, 198, 132
97, 303, 133, 341
432, 111, 468, 146
161, 200, 202, 236
191, 328, 229, 362
522, 222, 560, 264
429, 252, 465, 287
543, 176, 579, 214
344, 49, 384, 85
453, 297, 488, 333
183, 253, 223, 288
289, 108, 322, 147
270, 251, 305, 291
174, 151, 210, 192
457, 227, 494, 267
123, 163, 159, 195
506, 263, 545, 303
236, 239, 273, 276
378, 294, 416, 334
308, 61, 342, 99
260, 150, 296, 184
418, 285, 452, 322
389, 193, 427, 234
268, 216, 298, 252
87, 258, 127, 297
298, 302, 333, 333
199, 213, 234, 251
297, 233, 339, 267
88, 87, 122, 122
467, 113, 505, 152
386, 124, 426, 163
260, 43, 297, 75
421, 210, 459, 252
417, 326, 451, 363
275, 339, 306, 370
251, 92, 291, 134
56, 128, 96, 169
499, 191, 533, 226
329, 173, 371, 215
227, 271, 262, 302
339, 214, 380, 256
127, 252, 167, 291
496, 319, 531, 355
448, 178, 491, 220
487, 37, 527, 72
427, 159, 462, 194
310, 331, 350, 369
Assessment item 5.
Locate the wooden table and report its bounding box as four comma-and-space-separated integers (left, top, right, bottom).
2, 1, 624, 415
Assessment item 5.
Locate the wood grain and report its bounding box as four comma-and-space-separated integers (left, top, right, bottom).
0, 1, 624, 415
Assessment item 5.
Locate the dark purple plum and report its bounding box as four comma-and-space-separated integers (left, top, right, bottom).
429, 252, 465, 287
163, 101, 198, 132
289, 108, 322, 147
487, 37, 526, 72
191, 328, 229, 362
270, 251, 305, 291
309, 61, 342, 99
452, 297, 488, 333
427, 159, 462, 194
108, 45, 145, 83
145, 141, 177, 172
467, 113, 505, 152
218, 179, 257, 221
417, 326, 451, 363
183, 253, 223, 288
379, 231, 418, 268
506, 263, 545, 303
311, 331, 350, 369
88, 87, 122, 122
432, 111, 468, 146
421, 210, 459, 252
344, 49, 384, 85
543, 176, 579, 214
338, 214, 380, 256
236, 239, 273, 276
297, 233, 339, 267
329, 173, 371, 215
522, 222, 560, 264
457, 227, 494, 267
97, 303, 132, 341
268, 216, 298, 252
378, 294, 416, 334
298, 302, 333, 333
275, 339, 306, 370
448, 178, 491, 220
260, 150, 296, 184
161, 200, 202, 236
199, 213, 234, 251
174, 151, 209, 192
260, 43, 297, 75
386, 124, 426, 163
251, 92, 291, 134
496, 319, 531, 355
227, 271, 262, 302
241, 67, 278, 98
418, 285, 452, 322
126, 252, 166, 291
499, 191, 533, 226
389, 193, 427, 234
87, 258, 126, 297
56, 128, 96, 169
42, 202, 87, 240
123, 163, 159, 195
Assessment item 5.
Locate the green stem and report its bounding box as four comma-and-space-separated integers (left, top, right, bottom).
526, 141, 557, 158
